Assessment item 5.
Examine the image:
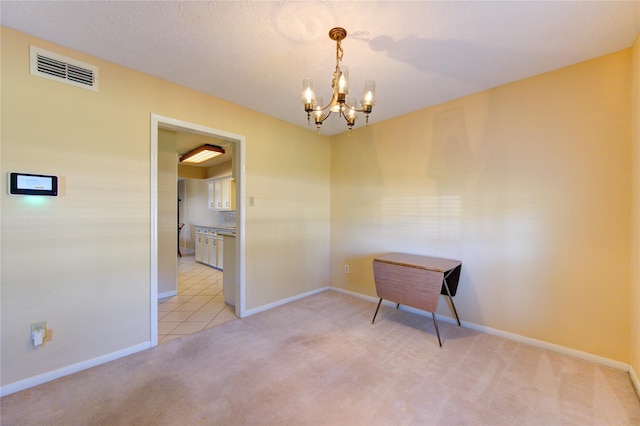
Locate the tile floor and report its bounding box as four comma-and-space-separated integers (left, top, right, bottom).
158, 253, 237, 344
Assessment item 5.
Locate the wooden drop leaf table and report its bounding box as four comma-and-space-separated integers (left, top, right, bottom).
371, 253, 462, 346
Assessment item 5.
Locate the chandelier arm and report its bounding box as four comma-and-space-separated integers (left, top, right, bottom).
339, 109, 357, 130
317, 99, 336, 112
342, 100, 367, 113
312, 108, 334, 127
314, 91, 341, 113
317, 109, 334, 124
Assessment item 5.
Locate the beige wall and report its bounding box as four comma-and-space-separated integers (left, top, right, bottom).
631, 34, 640, 382
1, 27, 330, 388
205, 161, 233, 179
158, 129, 178, 296
245, 121, 331, 308
178, 164, 207, 180
330, 50, 632, 362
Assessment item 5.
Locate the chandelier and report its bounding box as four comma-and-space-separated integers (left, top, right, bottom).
301, 27, 376, 134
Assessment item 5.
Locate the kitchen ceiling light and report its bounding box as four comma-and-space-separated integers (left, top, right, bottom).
301, 27, 376, 134
180, 144, 225, 164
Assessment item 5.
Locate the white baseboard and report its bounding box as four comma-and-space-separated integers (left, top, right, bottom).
631, 365, 640, 398
332, 286, 401, 308
244, 286, 330, 317
0, 342, 150, 397
461, 319, 628, 371
158, 290, 178, 299
330, 287, 629, 372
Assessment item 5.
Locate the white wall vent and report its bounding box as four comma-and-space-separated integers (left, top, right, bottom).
30, 46, 98, 91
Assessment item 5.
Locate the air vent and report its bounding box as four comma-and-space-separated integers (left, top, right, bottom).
30, 46, 98, 91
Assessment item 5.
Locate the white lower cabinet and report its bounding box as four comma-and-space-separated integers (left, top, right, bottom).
222, 234, 236, 307
195, 227, 224, 270
195, 234, 206, 263
206, 235, 216, 267
216, 235, 224, 270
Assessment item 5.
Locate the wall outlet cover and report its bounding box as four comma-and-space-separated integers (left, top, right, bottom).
30, 321, 46, 337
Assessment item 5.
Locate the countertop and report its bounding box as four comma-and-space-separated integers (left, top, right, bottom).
195, 225, 236, 236
195, 225, 235, 230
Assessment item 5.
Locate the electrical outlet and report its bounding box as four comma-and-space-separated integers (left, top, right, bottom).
30, 321, 46, 337
344, 264, 350, 274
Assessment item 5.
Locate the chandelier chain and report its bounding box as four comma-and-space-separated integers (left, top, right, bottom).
332, 39, 344, 90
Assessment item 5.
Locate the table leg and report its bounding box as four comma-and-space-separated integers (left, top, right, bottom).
371, 298, 383, 324
442, 274, 461, 326
432, 313, 442, 347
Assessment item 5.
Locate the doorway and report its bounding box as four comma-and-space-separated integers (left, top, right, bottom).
150, 114, 246, 347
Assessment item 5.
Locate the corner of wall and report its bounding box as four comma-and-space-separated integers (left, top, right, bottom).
631, 365, 640, 401
631, 32, 640, 384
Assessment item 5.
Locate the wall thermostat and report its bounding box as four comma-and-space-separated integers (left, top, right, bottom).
8, 172, 58, 196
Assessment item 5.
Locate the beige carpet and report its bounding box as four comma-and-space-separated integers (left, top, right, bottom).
2, 291, 639, 425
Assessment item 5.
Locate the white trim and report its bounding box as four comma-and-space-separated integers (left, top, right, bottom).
150, 114, 247, 328
461, 320, 628, 371
244, 287, 330, 317
330, 287, 630, 372
236, 136, 247, 318
158, 290, 178, 299
0, 342, 150, 397
331, 286, 397, 307
631, 365, 640, 398
150, 118, 159, 347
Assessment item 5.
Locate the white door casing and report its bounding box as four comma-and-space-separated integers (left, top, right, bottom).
150, 114, 246, 347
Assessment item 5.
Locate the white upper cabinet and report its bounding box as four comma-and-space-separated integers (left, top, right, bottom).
208, 177, 236, 211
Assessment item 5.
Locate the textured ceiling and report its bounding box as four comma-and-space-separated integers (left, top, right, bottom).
2, 1, 639, 136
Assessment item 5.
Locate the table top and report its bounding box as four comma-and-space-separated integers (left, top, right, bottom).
373, 253, 461, 273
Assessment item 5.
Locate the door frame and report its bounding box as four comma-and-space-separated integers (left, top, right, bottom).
150, 114, 246, 346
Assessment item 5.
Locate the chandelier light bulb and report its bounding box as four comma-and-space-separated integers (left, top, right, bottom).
362, 80, 376, 106
347, 106, 357, 121
301, 79, 317, 108
337, 67, 349, 95
303, 87, 314, 103
314, 97, 324, 121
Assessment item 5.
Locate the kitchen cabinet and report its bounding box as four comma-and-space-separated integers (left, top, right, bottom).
206, 235, 217, 267
208, 180, 218, 210
195, 234, 206, 263
207, 184, 215, 210
197, 235, 213, 267
222, 233, 236, 307
216, 235, 224, 269
195, 226, 227, 270
208, 177, 236, 211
